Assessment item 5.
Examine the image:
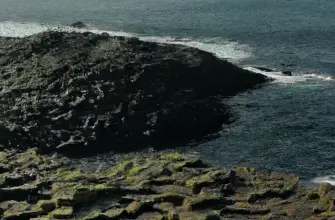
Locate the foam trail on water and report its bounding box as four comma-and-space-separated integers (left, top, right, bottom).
140, 36, 253, 61
311, 176, 335, 186
244, 67, 333, 84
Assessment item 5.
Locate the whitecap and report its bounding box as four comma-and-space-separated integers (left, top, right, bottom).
310, 176, 335, 186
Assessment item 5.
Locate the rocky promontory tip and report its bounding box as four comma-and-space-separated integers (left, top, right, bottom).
0, 31, 267, 156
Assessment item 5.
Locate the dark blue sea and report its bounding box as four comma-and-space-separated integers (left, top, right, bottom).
0, 0, 334, 184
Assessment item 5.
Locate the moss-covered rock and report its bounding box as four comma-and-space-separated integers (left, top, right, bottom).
126, 200, 154, 217
37, 200, 56, 213
152, 192, 185, 205
183, 194, 232, 211
103, 208, 127, 219
48, 206, 73, 219
2, 201, 42, 220
0, 150, 331, 220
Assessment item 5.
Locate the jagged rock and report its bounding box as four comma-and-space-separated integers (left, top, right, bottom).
0, 31, 267, 156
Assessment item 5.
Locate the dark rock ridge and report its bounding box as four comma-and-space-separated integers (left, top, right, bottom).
0, 31, 267, 156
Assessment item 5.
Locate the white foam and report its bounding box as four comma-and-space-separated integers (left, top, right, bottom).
0, 21, 252, 62
244, 67, 333, 84
311, 176, 335, 186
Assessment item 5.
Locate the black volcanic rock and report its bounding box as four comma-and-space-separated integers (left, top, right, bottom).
0, 31, 267, 156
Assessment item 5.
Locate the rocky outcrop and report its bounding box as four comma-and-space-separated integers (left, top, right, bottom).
0, 31, 267, 156
0, 149, 333, 220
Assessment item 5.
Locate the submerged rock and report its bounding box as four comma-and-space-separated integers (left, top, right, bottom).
0, 31, 267, 156
69, 21, 87, 28
282, 70, 292, 76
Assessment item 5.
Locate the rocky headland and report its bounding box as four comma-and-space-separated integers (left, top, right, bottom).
0, 31, 266, 156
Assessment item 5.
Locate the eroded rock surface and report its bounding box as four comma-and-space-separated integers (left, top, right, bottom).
0, 31, 267, 156
0, 149, 333, 219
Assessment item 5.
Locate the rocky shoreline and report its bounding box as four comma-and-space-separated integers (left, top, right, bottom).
0, 149, 334, 220
1, 31, 333, 220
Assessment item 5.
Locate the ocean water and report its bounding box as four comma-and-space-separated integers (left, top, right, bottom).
0, 0, 334, 184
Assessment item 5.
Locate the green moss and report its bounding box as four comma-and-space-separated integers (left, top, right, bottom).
319, 195, 333, 211
52, 182, 117, 207
2, 202, 42, 220
126, 200, 154, 217
183, 194, 228, 212
107, 157, 139, 176
0, 151, 7, 161
185, 170, 226, 193
319, 183, 333, 195
37, 200, 56, 213
54, 169, 83, 181
129, 166, 145, 176
321, 211, 335, 217
235, 167, 256, 174
48, 207, 73, 219
160, 153, 184, 161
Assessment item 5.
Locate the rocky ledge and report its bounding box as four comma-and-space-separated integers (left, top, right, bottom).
0, 31, 267, 156
0, 149, 334, 220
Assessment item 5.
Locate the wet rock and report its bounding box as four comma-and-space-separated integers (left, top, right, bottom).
282, 71, 292, 76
